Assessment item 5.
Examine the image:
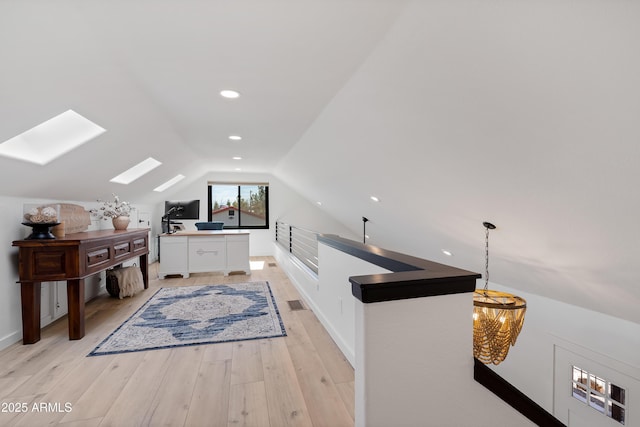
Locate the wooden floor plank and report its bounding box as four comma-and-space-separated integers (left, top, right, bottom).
58, 352, 147, 424
58, 417, 103, 427
227, 381, 270, 427
97, 349, 173, 427
286, 311, 353, 427
11, 353, 111, 426
202, 341, 233, 363
231, 340, 264, 386
185, 358, 232, 426
0, 375, 31, 399
335, 381, 355, 421
9, 351, 91, 399
0, 393, 47, 427
0, 257, 354, 427
296, 310, 354, 384
140, 346, 204, 426
260, 338, 313, 427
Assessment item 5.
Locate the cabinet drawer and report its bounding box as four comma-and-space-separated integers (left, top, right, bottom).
188, 240, 225, 272
192, 236, 225, 244
133, 237, 147, 252
226, 234, 249, 242
162, 236, 188, 245
29, 249, 70, 279
87, 247, 110, 267
113, 241, 131, 258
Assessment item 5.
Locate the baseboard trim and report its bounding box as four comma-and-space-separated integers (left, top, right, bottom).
0, 330, 21, 351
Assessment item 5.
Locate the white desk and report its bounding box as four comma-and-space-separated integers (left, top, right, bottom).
158, 230, 250, 278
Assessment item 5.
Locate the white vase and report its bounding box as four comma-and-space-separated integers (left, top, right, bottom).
112, 216, 130, 230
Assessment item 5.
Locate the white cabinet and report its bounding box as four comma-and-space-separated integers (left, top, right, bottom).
158, 236, 189, 278
227, 235, 250, 272
158, 231, 250, 279
188, 236, 226, 273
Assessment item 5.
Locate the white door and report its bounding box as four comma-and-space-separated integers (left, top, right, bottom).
554, 344, 635, 427
137, 211, 150, 228
53, 281, 68, 319
136, 211, 153, 260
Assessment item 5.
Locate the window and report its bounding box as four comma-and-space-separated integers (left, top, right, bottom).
572, 366, 626, 425
208, 183, 269, 229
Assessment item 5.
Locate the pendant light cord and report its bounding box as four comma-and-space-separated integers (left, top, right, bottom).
484, 225, 490, 291
482, 221, 495, 294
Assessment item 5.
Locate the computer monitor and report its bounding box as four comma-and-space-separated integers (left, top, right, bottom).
164, 200, 200, 220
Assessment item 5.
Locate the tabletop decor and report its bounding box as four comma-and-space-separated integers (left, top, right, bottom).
90, 194, 133, 230
22, 204, 60, 239
88, 281, 286, 356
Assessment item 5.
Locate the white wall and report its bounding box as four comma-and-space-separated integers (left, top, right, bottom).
486, 282, 640, 425
275, 242, 390, 366
0, 196, 28, 349
355, 292, 533, 427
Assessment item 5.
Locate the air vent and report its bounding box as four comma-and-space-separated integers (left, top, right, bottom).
287, 300, 305, 311
268, 262, 277, 267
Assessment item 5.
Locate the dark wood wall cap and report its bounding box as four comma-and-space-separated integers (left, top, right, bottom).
474, 358, 565, 426
318, 234, 480, 303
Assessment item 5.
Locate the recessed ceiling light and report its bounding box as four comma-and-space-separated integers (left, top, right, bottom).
228, 135, 242, 141
153, 174, 185, 192
235, 168, 242, 171
317, 201, 322, 206
370, 196, 380, 202
220, 90, 240, 99
232, 156, 242, 160
110, 157, 162, 184
0, 109, 106, 165
442, 249, 453, 256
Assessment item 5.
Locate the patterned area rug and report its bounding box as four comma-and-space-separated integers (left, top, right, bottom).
89, 281, 286, 356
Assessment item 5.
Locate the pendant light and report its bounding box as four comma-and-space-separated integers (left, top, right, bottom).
473, 222, 527, 365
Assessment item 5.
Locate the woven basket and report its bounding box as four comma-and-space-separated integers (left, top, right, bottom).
105, 272, 120, 298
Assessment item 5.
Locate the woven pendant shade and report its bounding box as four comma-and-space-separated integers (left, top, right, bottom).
473, 222, 527, 365
473, 290, 526, 365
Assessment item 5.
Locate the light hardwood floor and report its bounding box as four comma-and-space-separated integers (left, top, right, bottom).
0, 257, 354, 427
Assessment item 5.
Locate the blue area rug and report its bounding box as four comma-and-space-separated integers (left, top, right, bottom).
88, 281, 286, 356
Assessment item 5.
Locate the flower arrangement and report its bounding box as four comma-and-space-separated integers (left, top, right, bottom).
90, 194, 133, 220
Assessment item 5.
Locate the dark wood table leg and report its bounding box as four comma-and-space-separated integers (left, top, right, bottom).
20, 281, 41, 344
140, 253, 149, 289
67, 279, 85, 340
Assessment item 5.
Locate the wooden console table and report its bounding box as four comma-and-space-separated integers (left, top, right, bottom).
12, 229, 149, 344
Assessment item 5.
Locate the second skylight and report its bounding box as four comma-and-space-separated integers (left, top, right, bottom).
110, 157, 162, 184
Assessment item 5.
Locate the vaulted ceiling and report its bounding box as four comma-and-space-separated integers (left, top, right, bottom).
1, 1, 639, 324
0, 0, 404, 203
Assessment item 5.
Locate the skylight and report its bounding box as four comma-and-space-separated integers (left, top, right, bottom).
154, 174, 185, 192
110, 157, 162, 184
0, 110, 106, 165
